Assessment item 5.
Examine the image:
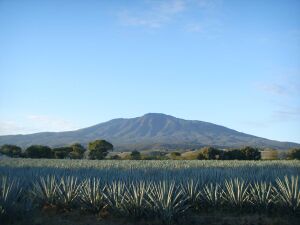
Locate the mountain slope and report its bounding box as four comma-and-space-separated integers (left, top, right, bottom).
0, 113, 299, 150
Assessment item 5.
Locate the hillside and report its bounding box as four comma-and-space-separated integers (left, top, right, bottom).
0, 113, 299, 150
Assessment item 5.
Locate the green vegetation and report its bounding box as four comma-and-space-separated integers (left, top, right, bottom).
2, 140, 300, 162
287, 148, 300, 160
0, 159, 299, 224
25, 145, 54, 158
0, 144, 22, 158
52, 143, 86, 159
129, 150, 141, 160
88, 140, 114, 160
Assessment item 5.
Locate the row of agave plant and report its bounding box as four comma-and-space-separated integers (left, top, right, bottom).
1, 175, 299, 224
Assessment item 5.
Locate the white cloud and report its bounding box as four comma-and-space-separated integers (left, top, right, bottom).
0, 121, 26, 135
118, 0, 223, 39
119, 0, 186, 28
272, 107, 300, 120
0, 115, 78, 135
257, 83, 288, 96
251, 72, 300, 126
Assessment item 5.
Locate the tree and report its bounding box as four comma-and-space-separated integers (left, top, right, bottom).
223, 149, 245, 160
69, 143, 86, 159
25, 145, 54, 158
88, 140, 113, 160
130, 150, 141, 160
198, 146, 223, 160
0, 144, 22, 157
241, 146, 261, 160
52, 147, 72, 159
197, 152, 206, 160
287, 148, 300, 160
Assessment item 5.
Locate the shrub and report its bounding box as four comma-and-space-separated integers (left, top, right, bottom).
69, 143, 86, 159
0, 145, 22, 158
241, 146, 261, 160
130, 150, 141, 160
198, 147, 223, 160
287, 148, 300, 160
223, 149, 245, 160
88, 140, 113, 160
52, 147, 72, 159
25, 145, 54, 158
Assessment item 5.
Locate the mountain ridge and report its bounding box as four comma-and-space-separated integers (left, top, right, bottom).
0, 113, 299, 150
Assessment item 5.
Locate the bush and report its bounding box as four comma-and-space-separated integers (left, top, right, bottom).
52, 147, 72, 159
241, 146, 261, 160
25, 145, 54, 158
0, 144, 22, 158
223, 149, 246, 160
130, 150, 141, 160
70, 143, 86, 159
287, 148, 300, 160
88, 140, 113, 160
198, 147, 223, 160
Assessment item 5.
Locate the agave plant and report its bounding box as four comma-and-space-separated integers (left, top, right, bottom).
249, 181, 274, 210
122, 181, 150, 218
148, 181, 189, 224
181, 179, 201, 209
57, 176, 81, 209
79, 178, 106, 213
222, 178, 250, 208
103, 181, 127, 215
201, 183, 222, 208
275, 176, 300, 211
30, 176, 59, 207
0, 177, 22, 217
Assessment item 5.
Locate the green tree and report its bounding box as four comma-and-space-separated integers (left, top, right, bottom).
52, 147, 72, 159
223, 149, 245, 160
198, 146, 223, 160
25, 145, 54, 158
287, 148, 300, 160
130, 150, 141, 160
88, 140, 113, 160
197, 152, 206, 160
0, 144, 22, 157
69, 143, 86, 159
241, 146, 261, 160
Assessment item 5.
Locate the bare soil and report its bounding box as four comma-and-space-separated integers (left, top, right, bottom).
3, 210, 299, 225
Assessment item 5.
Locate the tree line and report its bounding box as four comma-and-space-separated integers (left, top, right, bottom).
0, 141, 299, 160
0, 140, 113, 160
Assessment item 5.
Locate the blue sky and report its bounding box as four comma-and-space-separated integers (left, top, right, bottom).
0, 0, 299, 143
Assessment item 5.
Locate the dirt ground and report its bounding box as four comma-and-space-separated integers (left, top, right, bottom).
3, 210, 300, 225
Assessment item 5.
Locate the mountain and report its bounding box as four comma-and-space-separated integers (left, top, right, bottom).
0, 113, 299, 150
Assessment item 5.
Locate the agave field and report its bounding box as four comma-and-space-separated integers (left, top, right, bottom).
0, 158, 300, 224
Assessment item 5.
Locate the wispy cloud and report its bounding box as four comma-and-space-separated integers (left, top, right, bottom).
256, 72, 300, 97
257, 83, 288, 96
272, 107, 300, 120
118, 0, 222, 31
250, 72, 300, 127
119, 0, 186, 28
0, 115, 78, 135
